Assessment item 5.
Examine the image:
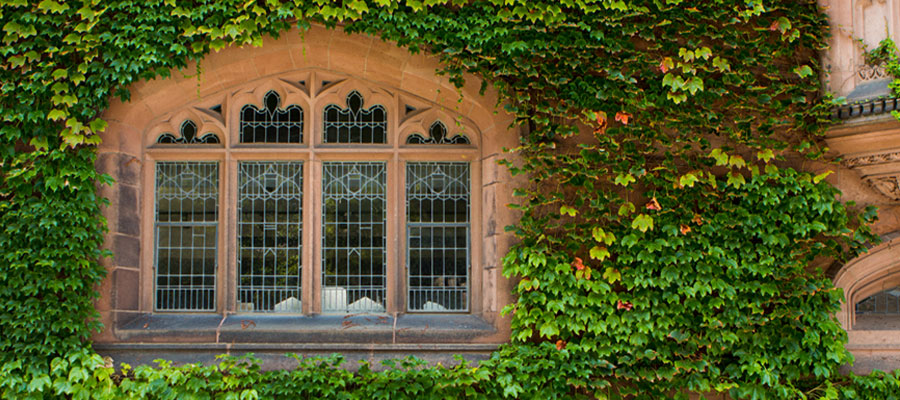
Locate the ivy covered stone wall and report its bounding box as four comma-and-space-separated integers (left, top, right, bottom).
1, 0, 899, 398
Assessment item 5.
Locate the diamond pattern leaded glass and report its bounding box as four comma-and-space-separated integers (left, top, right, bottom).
240, 91, 304, 143
237, 162, 303, 313
157, 120, 221, 144
155, 162, 219, 311
322, 162, 387, 312
406, 162, 470, 312
323, 91, 387, 143
857, 287, 900, 315
406, 121, 470, 145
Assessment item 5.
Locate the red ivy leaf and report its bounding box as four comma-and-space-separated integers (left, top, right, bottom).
617, 300, 633, 311
615, 111, 632, 125
646, 197, 661, 211
572, 257, 585, 271
593, 111, 608, 135
680, 224, 691, 235
556, 340, 567, 351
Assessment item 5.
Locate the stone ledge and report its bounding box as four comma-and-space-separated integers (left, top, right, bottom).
94, 341, 499, 370
113, 313, 498, 344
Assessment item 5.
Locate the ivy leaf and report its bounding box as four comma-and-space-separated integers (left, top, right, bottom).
210, 39, 227, 51
47, 109, 68, 120
679, 173, 698, 187
728, 155, 745, 169
712, 56, 731, 71
668, 330, 690, 342
813, 170, 833, 184
70, 72, 86, 86
632, 214, 654, 232
602, 267, 621, 283
89, 119, 108, 133
667, 91, 687, 104
572, 257, 585, 271
3, 21, 36, 37
593, 111, 608, 135
678, 48, 695, 62
589, 246, 609, 261
9, 55, 25, 68
757, 149, 775, 163
37, 0, 69, 13
592, 227, 615, 245
592, 227, 606, 243
685, 77, 704, 95
776, 17, 792, 33
695, 47, 712, 60
614, 173, 635, 186
727, 172, 745, 188
618, 202, 636, 216
29, 136, 49, 151
659, 57, 674, 73
615, 111, 632, 125
794, 65, 813, 78
645, 197, 661, 211
710, 148, 729, 166
539, 322, 559, 338
559, 205, 577, 217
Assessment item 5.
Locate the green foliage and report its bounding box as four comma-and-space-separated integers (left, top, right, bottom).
0, 0, 886, 398
866, 37, 900, 122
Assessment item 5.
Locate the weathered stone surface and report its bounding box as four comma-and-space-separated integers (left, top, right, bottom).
117, 184, 140, 236
114, 268, 140, 311
113, 234, 140, 268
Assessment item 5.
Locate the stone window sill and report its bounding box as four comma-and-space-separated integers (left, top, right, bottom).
110, 313, 498, 345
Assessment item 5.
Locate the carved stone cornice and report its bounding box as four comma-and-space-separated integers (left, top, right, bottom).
844, 150, 900, 168
827, 116, 900, 202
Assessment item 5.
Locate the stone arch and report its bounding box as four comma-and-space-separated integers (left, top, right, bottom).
832, 233, 900, 372
92, 24, 520, 365
102, 25, 513, 157
834, 235, 900, 329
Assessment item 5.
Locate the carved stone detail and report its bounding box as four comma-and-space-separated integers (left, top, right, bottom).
844, 150, 900, 167
857, 63, 889, 81
866, 176, 900, 201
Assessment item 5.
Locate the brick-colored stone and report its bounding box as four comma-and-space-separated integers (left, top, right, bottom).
113, 234, 140, 268
114, 268, 140, 311
117, 184, 140, 236
117, 153, 141, 186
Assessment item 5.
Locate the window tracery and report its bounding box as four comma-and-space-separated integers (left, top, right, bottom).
323, 91, 387, 144
144, 72, 481, 315
406, 121, 470, 145
156, 120, 221, 144
239, 90, 304, 143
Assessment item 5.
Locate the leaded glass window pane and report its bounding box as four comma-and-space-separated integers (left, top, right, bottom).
857, 287, 900, 315
240, 91, 304, 143
405, 121, 470, 145
406, 162, 469, 312
157, 120, 220, 144
323, 91, 387, 144
322, 162, 387, 312
237, 162, 303, 313
155, 162, 218, 311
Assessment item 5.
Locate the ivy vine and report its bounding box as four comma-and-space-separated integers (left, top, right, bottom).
0, 0, 886, 398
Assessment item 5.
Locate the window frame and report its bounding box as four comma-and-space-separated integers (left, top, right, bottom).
141, 76, 483, 315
